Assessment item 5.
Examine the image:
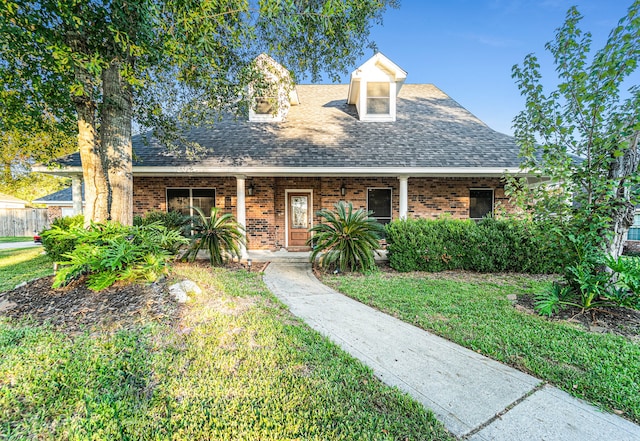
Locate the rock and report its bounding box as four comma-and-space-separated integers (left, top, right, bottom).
169, 280, 202, 303
589, 325, 607, 333
14, 281, 27, 290
0, 299, 17, 313
506, 294, 517, 301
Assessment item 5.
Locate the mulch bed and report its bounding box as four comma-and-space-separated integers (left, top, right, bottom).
0, 260, 270, 334
0, 276, 177, 334
514, 292, 640, 341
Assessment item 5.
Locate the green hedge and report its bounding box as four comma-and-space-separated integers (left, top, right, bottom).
41, 214, 85, 262
385, 217, 565, 274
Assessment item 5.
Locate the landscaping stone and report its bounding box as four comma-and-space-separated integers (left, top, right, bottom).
0, 298, 17, 313
169, 280, 202, 303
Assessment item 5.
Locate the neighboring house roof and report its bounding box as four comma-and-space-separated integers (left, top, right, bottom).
33, 185, 84, 206
47, 84, 524, 177
0, 192, 27, 207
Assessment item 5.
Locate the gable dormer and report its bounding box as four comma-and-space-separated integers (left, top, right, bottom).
347, 53, 407, 122
248, 54, 299, 122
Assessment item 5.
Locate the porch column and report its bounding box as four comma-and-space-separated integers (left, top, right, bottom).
398, 175, 408, 220
72, 175, 83, 215
235, 175, 248, 258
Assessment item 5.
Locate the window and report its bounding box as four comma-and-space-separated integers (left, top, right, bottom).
167, 188, 215, 217
366, 82, 390, 115
469, 189, 494, 219
367, 188, 392, 225
628, 211, 640, 241
254, 97, 276, 114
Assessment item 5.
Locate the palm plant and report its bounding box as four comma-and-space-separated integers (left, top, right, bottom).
184, 207, 245, 266
308, 201, 384, 273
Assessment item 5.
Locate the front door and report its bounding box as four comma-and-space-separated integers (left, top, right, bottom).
288, 192, 311, 249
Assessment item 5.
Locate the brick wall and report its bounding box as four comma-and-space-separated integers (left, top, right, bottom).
133, 176, 237, 215
134, 175, 514, 250
46, 206, 63, 222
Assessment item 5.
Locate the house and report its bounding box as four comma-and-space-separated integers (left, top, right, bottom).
37, 53, 527, 251
625, 207, 640, 253
0, 192, 27, 208
33, 185, 84, 222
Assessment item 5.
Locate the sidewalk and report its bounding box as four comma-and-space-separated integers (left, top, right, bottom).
263, 262, 640, 440
0, 241, 41, 250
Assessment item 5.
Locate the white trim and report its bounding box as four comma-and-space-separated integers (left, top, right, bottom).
35, 165, 529, 178
398, 176, 408, 220
34, 201, 86, 207
469, 188, 495, 219
284, 189, 313, 249
367, 187, 393, 225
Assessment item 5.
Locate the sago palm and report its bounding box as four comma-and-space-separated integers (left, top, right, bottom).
308, 201, 384, 273
184, 207, 245, 266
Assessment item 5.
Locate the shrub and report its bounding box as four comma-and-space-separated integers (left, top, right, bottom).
385, 217, 565, 273
534, 249, 640, 316
183, 207, 245, 266
308, 201, 385, 273
40, 214, 85, 261
133, 210, 193, 236
52, 221, 189, 291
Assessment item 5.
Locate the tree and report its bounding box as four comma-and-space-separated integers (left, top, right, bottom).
1, 0, 398, 225
510, 1, 640, 262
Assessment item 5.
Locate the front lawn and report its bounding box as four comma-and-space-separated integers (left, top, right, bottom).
320, 271, 640, 424
0, 264, 451, 440
0, 248, 52, 292
0, 236, 33, 243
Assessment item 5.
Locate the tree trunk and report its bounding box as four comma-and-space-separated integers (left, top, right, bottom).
606, 132, 639, 259
67, 27, 109, 227
101, 62, 133, 226
74, 69, 109, 227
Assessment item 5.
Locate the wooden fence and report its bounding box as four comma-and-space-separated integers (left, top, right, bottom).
0, 208, 49, 237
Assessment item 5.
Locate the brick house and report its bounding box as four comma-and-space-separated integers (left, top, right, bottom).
33, 185, 84, 222
38, 53, 528, 251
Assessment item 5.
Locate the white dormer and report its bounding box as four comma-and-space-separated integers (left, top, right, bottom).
249, 54, 299, 122
347, 53, 407, 122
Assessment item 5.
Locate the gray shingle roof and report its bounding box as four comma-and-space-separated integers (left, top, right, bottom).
33, 185, 84, 204
54, 84, 522, 172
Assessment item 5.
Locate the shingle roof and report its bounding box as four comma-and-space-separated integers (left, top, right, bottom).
33, 185, 84, 204
53, 84, 522, 172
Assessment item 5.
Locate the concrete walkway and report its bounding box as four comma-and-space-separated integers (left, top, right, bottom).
263, 262, 640, 441
0, 241, 41, 250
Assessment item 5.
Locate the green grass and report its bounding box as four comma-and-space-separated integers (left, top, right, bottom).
0, 265, 451, 440
0, 248, 53, 292
320, 271, 640, 424
0, 237, 33, 243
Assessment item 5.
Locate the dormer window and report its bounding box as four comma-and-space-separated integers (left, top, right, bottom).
347, 53, 407, 122
254, 97, 276, 115
248, 54, 298, 123
367, 82, 390, 115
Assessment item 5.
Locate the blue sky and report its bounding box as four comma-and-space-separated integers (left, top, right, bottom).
339, 0, 638, 135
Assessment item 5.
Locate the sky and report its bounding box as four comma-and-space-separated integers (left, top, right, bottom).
334, 0, 638, 135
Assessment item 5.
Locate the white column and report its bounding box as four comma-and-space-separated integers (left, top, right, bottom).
236, 175, 248, 257
72, 175, 83, 215
398, 176, 408, 220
